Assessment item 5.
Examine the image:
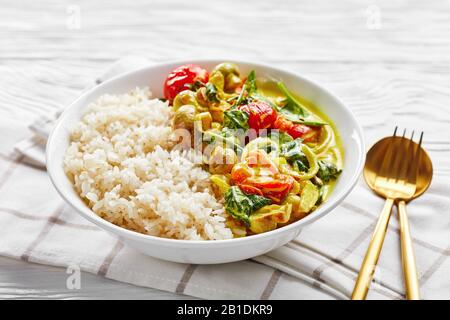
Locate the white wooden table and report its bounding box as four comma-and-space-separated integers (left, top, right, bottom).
1, 0, 449, 299
0, 256, 194, 299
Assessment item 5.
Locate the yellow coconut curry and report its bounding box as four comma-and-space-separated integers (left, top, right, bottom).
163, 62, 343, 237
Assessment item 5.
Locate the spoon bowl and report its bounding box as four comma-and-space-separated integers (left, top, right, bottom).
364, 136, 433, 201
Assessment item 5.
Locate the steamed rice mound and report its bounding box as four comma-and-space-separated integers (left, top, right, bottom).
64, 87, 233, 240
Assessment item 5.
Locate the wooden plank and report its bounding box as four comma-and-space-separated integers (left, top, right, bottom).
0, 256, 194, 299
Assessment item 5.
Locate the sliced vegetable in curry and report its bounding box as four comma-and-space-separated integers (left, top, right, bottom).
163, 62, 344, 237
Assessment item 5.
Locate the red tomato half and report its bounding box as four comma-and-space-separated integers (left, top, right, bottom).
244, 174, 294, 203
163, 64, 209, 103
272, 115, 294, 132
237, 184, 264, 196
238, 102, 277, 130
287, 123, 312, 140
231, 163, 254, 184
272, 115, 320, 142
232, 150, 293, 202
289, 124, 321, 142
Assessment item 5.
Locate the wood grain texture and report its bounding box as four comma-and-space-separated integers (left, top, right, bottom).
0, 256, 194, 299
0, 0, 449, 299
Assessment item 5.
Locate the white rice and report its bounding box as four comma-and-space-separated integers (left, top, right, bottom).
64, 87, 233, 240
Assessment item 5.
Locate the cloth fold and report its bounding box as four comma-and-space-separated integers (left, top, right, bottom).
14, 55, 151, 168
3, 57, 449, 300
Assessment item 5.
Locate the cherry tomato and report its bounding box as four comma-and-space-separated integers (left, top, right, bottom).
301, 126, 321, 143
244, 174, 294, 203
231, 163, 254, 184
272, 115, 294, 132
237, 184, 264, 196
163, 64, 209, 103
289, 124, 321, 142
287, 123, 312, 139
238, 101, 277, 130
272, 115, 320, 142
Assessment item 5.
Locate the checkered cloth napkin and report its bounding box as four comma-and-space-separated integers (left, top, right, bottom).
1, 57, 449, 300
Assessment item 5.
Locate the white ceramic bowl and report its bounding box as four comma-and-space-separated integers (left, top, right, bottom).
47, 59, 365, 264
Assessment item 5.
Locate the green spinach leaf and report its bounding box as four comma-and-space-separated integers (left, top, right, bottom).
277, 82, 327, 126
251, 92, 278, 110
202, 128, 243, 153
292, 158, 310, 172
235, 70, 257, 106
247, 194, 272, 212
245, 70, 257, 95
223, 107, 249, 130
205, 83, 219, 102
280, 139, 303, 161
317, 160, 341, 182
279, 139, 310, 172
266, 130, 293, 146
224, 186, 271, 226
188, 80, 205, 91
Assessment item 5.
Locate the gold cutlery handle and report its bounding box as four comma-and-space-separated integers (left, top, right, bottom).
398, 200, 420, 300
351, 198, 394, 300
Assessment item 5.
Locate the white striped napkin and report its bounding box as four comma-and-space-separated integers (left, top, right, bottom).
14, 55, 152, 169
3, 57, 449, 300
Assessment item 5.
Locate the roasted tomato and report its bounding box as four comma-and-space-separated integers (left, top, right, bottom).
272, 115, 294, 132
272, 115, 320, 142
232, 150, 293, 203
238, 101, 277, 130
237, 184, 264, 196
244, 174, 294, 203
296, 125, 321, 143
290, 124, 321, 142
231, 163, 254, 184
163, 64, 209, 103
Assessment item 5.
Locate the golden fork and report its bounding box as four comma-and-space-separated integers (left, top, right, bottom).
352, 128, 425, 300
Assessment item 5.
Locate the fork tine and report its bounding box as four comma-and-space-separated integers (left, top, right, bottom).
376, 127, 398, 179
390, 130, 407, 182
418, 131, 423, 147
406, 131, 423, 186
396, 130, 413, 183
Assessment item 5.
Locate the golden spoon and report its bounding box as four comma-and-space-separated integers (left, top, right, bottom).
352, 128, 433, 300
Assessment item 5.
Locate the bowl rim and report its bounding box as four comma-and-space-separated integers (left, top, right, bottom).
46, 58, 365, 247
